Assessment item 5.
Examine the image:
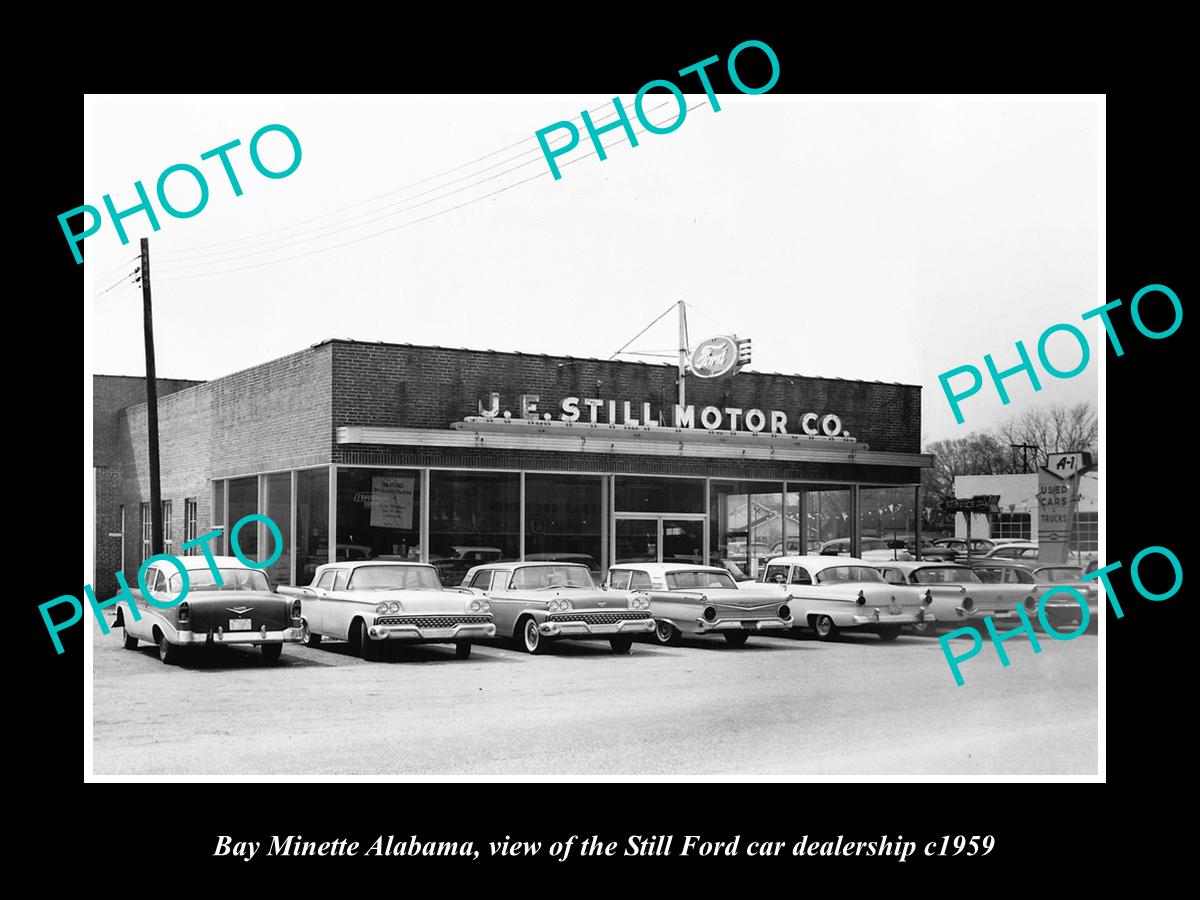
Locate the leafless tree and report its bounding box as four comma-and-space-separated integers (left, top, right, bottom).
996, 402, 1098, 468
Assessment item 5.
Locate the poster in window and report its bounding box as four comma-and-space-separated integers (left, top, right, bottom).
370, 475, 415, 529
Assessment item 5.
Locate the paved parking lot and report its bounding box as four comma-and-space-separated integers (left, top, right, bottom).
92, 617, 1098, 777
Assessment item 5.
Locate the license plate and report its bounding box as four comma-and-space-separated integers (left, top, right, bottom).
888, 606, 901, 616
741, 621, 757, 629
229, 618, 252, 631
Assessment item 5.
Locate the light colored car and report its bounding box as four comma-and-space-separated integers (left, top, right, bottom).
818, 537, 913, 562
117, 555, 303, 665
279, 561, 496, 660
875, 561, 1032, 635
462, 561, 655, 654
604, 563, 793, 647
756, 555, 933, 641
983, 541, 1038, 560
965, 559, 1098, 630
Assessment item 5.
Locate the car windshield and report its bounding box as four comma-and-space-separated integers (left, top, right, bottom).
665, 570, 738, 590
169, 569, 270, 592
816, 566, 884, 584
912, 567, 983, 584
1036, 567, 1083, 583
348, 566, 442, 590
510, 565, 594, 590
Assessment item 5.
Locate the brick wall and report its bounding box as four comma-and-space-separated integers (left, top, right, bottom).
329, 341, 922, 455
98, 346, 333, 597
93, 375, 204, 599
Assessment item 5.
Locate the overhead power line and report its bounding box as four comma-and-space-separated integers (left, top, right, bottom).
155, 101, 674, 274
156, 102, 707, 284
154, 100, 624, 258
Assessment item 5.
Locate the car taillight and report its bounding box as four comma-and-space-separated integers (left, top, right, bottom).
779, 604, 791, 619
923, 589, 933, 605
178, 602, 190, 624
291, 599, 302, 619
856, 590, 866, 607
1024, 596, 1037, 610
962, 597, 974, 611
703, 606, 717, 622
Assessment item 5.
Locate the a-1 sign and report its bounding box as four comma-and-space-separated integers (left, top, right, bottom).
941, 494, 1001, 513
1046, 451, 1090, 480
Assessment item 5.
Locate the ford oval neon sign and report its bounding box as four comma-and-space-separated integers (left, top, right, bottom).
690, 335, 751, 379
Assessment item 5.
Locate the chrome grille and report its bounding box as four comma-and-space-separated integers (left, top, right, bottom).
375, 615, 491, 627
548, 611, 652, 625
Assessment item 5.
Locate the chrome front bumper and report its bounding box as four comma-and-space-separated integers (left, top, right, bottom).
850, 608, 932, 626
368, 623, 497, 641
697, 616, 793, 633
539, 618, 656, 638
180, 626, 304, 645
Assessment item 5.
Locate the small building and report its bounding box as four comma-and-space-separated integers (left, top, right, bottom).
952, 471, 1098, 557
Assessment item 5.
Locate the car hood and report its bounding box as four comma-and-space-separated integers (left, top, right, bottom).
336, 588, 479, 614
506, 588, 627, 610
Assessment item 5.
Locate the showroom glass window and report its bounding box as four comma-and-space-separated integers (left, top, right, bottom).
709, 481, 783, 579
296, 469, 329, 586
264, 473, 292, 586
429, 471, 520, 586
613, 476, 704, 513
524, 474, 603, 576
337, 468, 422, 565
227, 477, 258, 559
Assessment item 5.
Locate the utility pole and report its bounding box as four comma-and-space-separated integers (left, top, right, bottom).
1010, 443, 1038, 474
141, 237, 164, 556
677, 300, 689, 409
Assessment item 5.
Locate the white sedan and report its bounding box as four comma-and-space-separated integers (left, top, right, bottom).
756, 555, 933, 641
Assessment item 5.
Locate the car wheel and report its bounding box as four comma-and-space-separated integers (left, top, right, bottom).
654, 620, 682, 646
521, 618, 545, 655
609, 636, 634, 654
300, 619, 321, 648
455, 642, 472, 660
261, 643, 283, 664
360, 621, 383, 661
723, 631, 750, 648
156, 631, 180, 665
812, 615, 838, 640
909, 618, 934, 637
877, 625, 902, 642
123, 628, 139, 650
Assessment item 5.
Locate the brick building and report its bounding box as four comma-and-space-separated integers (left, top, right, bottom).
93, 339, 931, 596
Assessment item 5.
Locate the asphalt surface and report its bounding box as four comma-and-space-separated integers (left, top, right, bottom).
91, 616, 1098, 777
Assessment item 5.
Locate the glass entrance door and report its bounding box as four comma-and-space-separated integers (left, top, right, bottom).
614, 517, 705, 565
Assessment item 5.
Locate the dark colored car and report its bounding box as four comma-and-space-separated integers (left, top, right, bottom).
116, 555, 303, 664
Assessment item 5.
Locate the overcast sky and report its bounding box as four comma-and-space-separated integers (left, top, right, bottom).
84, 95, 1100, 444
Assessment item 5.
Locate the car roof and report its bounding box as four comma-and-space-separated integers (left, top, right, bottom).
608, 563, 728, 575
316, 561, 437, 571
465, 561, 590, 572
766, 555, 872, 568
153, 555, 257, 572
874, 561, 969, 572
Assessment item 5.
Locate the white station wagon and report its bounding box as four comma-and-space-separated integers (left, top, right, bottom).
757, 555, 934, 641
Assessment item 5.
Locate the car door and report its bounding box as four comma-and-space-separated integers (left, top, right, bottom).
307, 569, 337, 635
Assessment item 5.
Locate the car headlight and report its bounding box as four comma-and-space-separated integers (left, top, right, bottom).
376, 602, 388, 614
388, 601, 401, 613
479, 600, 491, 613
547, 599, 559, 612
558, 598, 572, 612
469, 599, 481, 612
